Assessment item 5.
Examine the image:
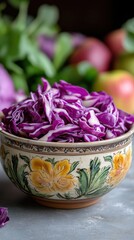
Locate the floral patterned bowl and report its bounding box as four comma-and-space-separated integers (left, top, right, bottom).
0, 126, 134, 209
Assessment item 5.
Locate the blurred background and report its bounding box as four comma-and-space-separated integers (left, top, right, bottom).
4, 0, 134, 38
1, 0, 134, 114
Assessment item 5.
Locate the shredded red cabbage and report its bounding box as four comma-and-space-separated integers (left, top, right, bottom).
1, 78, 134, 142
0, 207, 9, 228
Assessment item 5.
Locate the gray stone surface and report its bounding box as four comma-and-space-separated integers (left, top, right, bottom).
0, 143, 134, 240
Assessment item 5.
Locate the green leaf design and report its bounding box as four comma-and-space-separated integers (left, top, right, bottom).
56, 193, 66, 199
4, 156, 20, 188
22, 172, 32, 192
86, 166, 110, 195
12, 155, 29, 190
12, 155, 19, 176
17, 164, 28, 188
89, 158, 100, 184
4, 154, 31, 192
45, 158, 55, 165
76, 157, 111, 198
56, 192, 72, 200
19, 154, 30, 165
69, 161, 79, 173
86, 186, 110, 198
104, 155, 113, 164
30, 188, 53, 198
7, 162, 18, 185
78, 169, 89, 195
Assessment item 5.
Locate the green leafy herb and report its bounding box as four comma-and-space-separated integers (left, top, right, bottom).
123, 18, 134, 52
55, 61, 98, 91
0, 1, 59, 93
54, 33, 73, 70
0, 1, 98, 94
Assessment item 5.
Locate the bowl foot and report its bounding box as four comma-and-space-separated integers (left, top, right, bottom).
32, 197, 100, 209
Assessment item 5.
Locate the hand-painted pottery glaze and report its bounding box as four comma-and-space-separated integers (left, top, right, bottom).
0, 126, 134, 209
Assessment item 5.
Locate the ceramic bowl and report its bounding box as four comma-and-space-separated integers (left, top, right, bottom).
0, 126, 134, 209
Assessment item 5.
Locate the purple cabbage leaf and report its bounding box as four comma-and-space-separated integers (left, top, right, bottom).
1, 78, 134, 142
0, 207, 9, 228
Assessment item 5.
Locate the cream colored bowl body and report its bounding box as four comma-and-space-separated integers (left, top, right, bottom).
0, 127, 133, 209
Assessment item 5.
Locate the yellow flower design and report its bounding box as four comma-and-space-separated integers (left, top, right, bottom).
29, 158, 77, 194
108, 148, 132, 186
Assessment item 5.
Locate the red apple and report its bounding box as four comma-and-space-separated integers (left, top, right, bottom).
70, 37, 112, 72
105, 29, 125, 57
105, 29, 134, 76
93, 70, 134, 114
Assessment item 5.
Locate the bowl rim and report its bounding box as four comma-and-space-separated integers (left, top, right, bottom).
0, 124, 134, 148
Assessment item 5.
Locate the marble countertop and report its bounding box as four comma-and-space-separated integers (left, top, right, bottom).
0, 146, 134, 240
